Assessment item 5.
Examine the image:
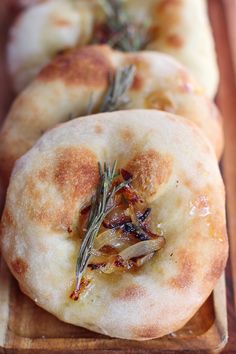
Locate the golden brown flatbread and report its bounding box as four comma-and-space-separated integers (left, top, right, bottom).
0, 110, 228, 340
8, 0, 219, 97
0, 45, 223, 194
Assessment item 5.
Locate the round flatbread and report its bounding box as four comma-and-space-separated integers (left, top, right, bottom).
0, 45, 223, 193
0, 110, 228, 340
8, 0, 219, 97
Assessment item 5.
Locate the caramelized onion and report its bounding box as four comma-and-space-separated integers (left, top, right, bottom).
100, 256, 130, 274
103, 214, 131, 229
122, 185, 140, 204
138, 208, 151, 222
119, 238, 165, 261
133, 253, 155, 267
91, 249, 103, 257
94, 230, 129, 251
123, 222, 150, 241
121, 168, 133, 181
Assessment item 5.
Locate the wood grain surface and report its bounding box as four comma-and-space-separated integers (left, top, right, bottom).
221, 0, 236, 314
209, 1, 236, 353
0, 0, 236, 353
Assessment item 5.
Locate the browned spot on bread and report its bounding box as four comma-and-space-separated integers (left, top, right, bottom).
182, 177, 194, 191
95, 124, 103, 134
37, 167, 50, 181
25, 177, 72, 228
156, 0, 182, 27
206, 256, 227, 284
26, 178, 42, 200
169, 250, 196, 289
126, 149, 173, 198
166, 34, 184, 48
149, 25, 161, 40
132, 324, 159, 339
127, 56, 150, 73
121, 128, 134, 142
145, 90, 176, 112
116, 285, 146, 301
1, 208, 15, 227
207, 215, 227, 242
39, 46, 113, 86
132, 74, 144, 90
11, 258, 28, 276
54, 146, 99, 199
53, 18, 72, 27
24, 147, 99, 230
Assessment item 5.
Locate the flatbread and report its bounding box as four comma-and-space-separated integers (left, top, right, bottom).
0, 110, 228, 340
8, 0, 219, 97
0, 46, 223, 192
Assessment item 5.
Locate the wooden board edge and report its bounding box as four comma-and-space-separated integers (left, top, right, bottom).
222, 0, 236, 314
1, 273, 227, 352
209, 0, 236, 312
0, 259, 11, 349
223, 0, 236, 77
211, 274, 228, 353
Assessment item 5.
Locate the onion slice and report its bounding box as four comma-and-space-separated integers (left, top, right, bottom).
94, 229, 129, 250
134, 252, 154, 267
119, 237, 165, 260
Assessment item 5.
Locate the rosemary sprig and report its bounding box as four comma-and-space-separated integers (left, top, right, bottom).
100, 65, 135, 112
87, 65, 136, 114
72, 161, 131, 299
98, 0, 150, 51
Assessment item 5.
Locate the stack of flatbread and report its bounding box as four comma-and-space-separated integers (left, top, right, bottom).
0, 0, 228, 341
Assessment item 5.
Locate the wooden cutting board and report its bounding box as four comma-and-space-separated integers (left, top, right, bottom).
0, 0, 236, 353
0, 261, 227, 354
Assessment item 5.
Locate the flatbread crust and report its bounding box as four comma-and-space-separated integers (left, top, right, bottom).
0, 45, 223, 193
0, 110, 228, 340
8, 0, 219, 97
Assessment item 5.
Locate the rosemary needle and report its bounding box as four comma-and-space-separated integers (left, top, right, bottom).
100, 65, 136, 112
73, 161, 131, 297
87, 65, 136, 115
